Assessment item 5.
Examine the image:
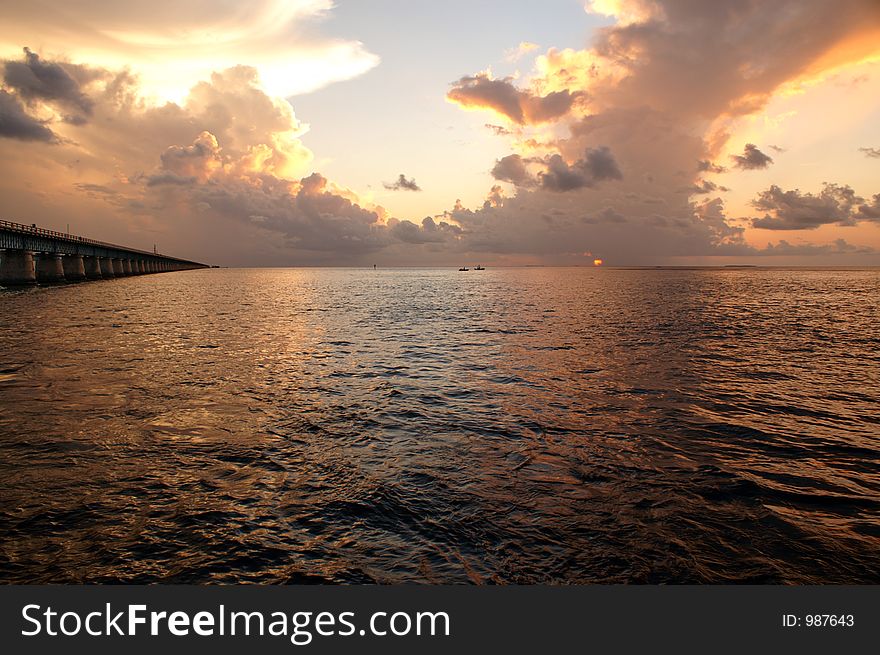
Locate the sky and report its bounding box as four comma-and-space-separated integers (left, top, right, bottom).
1, 0, 879, 266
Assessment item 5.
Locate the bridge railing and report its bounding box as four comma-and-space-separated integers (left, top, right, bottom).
1, 219, 129, 249
0, 219, 199, 263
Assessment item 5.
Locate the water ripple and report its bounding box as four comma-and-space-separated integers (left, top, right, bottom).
0, 267, 878, 583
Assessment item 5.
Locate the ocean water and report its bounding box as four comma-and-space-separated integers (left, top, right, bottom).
0, 267, 878, 584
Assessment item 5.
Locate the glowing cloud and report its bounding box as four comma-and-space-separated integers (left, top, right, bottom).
1, 1, 879, 266
0, 1, 379, 102
447, 72, 584, 125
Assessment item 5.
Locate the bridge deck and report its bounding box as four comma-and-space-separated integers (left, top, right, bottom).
0, 219, 206, 266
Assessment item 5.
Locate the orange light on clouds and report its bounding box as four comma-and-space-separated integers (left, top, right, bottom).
593, 258, 603, 266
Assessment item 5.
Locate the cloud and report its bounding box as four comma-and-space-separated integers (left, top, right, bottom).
857, 194, 880, 219
585, 0, 659, 25
0, 55, 411, 262
491, 154, 534, 186
750, 183, 873, 230
491, 147, 622, 191
688, 179, 729, 195
0, 54, 466, 262
504, 41, 540, 63
0, 89, 57, 142
383, 174, 421, 191
0, 2, 379, 101
483, 185, 505, 209
3, 47, 95, 122
485, 123, 512, 136
145, 172, 197, 187
539, 146, 623, 191
582, 1, 880, 121
195, 171, 394, 254
391, 216, 461, 244
447, 72, 584, 125
730, 143, 773, 170
158, 131, 222, 182
583, 207, 627, 224
859, 147, 880, 158
74, 182, 118, 196
440, 1, 880, 263
758, 238, 875, 256
2, 2, 880, 266
697, 160, 726, 174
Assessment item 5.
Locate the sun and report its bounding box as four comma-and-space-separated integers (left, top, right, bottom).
593, 258, 604, 266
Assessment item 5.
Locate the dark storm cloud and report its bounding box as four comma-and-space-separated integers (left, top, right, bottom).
0, 89, 57, 142
750, 183, 866, 230
539, 146, 623, 192
539, 154, 589, 191
859, 147, 880, 158
3, 48, 94, 121
491, 147, 622, 192
491, 154, 534, 186
583, 146, 623, 181
447, 73, 583, 125
730, 143, 773, 170
383, 174, 421, 191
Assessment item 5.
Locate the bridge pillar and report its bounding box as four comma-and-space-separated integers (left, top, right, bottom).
133, 260, 142, 274
83, 256, 102, 279
62, 254, 86, 281
100, 257, 115, 277
112, 258, 124, 276
0, 249, 37, 285
122, 259, 133, 275
36, 253, 65, 283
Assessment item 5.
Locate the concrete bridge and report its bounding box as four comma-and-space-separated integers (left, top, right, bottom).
0, 220, 208, 285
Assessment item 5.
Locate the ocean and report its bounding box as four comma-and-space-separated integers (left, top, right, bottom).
1, 267, 878, 583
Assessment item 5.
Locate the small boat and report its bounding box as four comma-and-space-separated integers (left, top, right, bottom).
474, 265, 485, 270
458, 267, 469, 271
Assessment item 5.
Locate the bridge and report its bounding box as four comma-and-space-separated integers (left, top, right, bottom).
0, 220, 208, 285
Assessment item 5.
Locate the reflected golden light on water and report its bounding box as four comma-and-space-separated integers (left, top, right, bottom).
1, 267, 878, 583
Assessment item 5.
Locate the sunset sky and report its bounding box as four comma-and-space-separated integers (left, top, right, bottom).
1, 0, 879, 266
